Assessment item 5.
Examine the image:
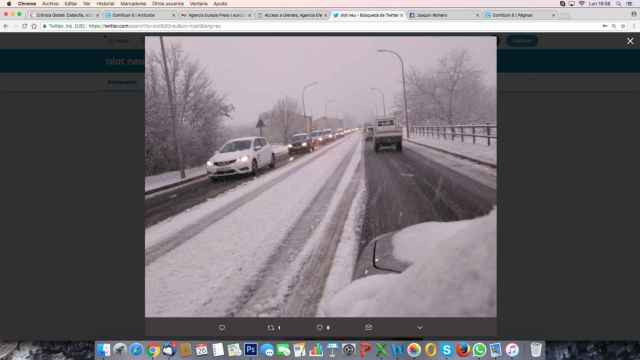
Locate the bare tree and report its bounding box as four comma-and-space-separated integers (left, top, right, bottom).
402, 49, 495, 126
159, 37, 185, 179
273, 96, 298, 142
145, 38, 234, 176
438, 49, 476, 125
260, 96, 300, 143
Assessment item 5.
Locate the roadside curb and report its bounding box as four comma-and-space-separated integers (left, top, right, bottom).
405, 138, 497, 169
145, 173, 208, 196
144, 152, 289, 198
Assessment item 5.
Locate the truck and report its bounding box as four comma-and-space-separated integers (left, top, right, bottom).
373, 117, 402, 152
364, 122, 375, 141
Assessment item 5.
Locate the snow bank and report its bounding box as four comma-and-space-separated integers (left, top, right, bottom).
408, 135, 497, 166
404, 141, 496, 191
145, 166, 206, 192
322, 208, 497, 317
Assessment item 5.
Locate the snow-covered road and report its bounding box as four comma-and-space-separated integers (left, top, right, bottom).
146, 135, 362, 317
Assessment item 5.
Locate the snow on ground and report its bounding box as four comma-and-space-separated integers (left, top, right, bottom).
321, 208, 497, 317
145, 136, 359, 317
145, 138, 344, 251
407, 134, 497, 166
316, 174, 367, 316
265, 138, 363, 314
405, 141, 496, 191
145, 166, 206, 192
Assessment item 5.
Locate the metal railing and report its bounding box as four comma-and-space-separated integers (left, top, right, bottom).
410, 123, 498, 146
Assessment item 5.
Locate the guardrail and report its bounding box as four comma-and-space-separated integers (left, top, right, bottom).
145, 173, 208, 196
410, 123, 498, 146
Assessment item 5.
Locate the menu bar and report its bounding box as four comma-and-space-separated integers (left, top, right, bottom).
1, 8, 639, 20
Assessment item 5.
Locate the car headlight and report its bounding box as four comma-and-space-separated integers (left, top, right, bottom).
319, 137, 323, 141
238, 155, 249, 162
288, 144, 292, 148
302, 142, 307, 147
206, 160, 213, 167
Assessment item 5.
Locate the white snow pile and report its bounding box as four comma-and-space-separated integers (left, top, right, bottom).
321, 208, 497, 317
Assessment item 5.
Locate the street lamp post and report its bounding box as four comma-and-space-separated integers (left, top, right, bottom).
370, 87, 386, 117
302, 81, 318, 133
377, 49, 410, 138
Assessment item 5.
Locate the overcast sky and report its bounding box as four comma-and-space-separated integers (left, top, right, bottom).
147, 36, 496, 127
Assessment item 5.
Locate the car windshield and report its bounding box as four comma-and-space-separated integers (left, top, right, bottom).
378, 119, 394, 126
311, 131, 322, 137
292, 134, 308, 142
220, 140, 252, 153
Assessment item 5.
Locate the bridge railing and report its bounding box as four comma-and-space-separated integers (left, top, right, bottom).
410, 123, 498, 146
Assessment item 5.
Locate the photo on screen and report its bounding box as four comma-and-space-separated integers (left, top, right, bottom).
144, 36, 497, 318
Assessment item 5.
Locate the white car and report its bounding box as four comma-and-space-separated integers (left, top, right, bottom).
206, 136, 275, 178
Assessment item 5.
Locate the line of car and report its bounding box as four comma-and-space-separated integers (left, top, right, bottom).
205, 128, 359, 181
288, 128, 349, 155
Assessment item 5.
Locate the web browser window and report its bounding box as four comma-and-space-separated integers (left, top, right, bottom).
0, 0, 639, 355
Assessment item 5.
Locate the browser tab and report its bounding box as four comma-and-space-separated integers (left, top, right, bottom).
28, 9, 101, 18
483, 9, 561, 20
105, 11, 146, 18
406, 9, 480, 20
255, 9, 329, 20
179, 9, 252, 19
328, 10, 406, 21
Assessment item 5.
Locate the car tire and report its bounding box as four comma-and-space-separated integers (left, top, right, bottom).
251, 159, 258, 175
397, 142, 402, 152
269, 153, 276, 169
210, 176, 217, 183
374, 144, 379, 152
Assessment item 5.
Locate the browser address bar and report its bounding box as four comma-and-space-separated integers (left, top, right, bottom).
7, 20, 623, 32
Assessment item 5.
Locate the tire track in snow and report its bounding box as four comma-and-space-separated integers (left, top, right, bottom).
231, 139, 364, 317
283, 160, 363, 317
229, 140, 358, 316
145, 138, 348, 266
